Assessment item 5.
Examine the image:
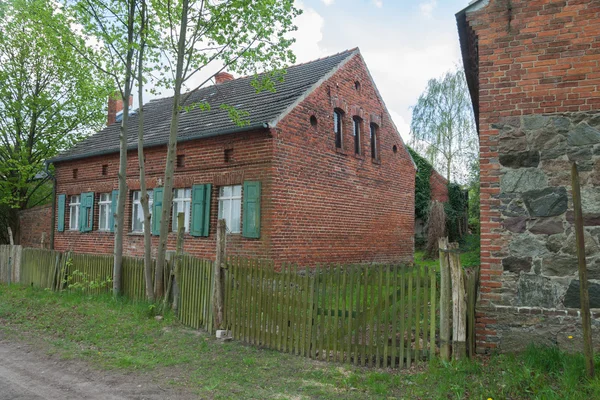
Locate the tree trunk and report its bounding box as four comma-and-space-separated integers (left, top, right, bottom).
213, 219, 226, 329
136, 0, 154, 302
155, 0, 189, 299
113, 0, 136, 297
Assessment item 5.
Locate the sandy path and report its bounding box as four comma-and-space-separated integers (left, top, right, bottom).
0, 338, 195, 400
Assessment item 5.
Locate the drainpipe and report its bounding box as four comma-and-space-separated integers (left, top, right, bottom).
44, 161, 56, 250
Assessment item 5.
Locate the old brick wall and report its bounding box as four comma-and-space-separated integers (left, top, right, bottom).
53, 129, 274, 260
19, 205, 52, 248
271, 53, 416, 265
465, 0, 600, 352
430, 169, 449, 203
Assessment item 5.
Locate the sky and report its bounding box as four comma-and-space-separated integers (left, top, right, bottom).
141, 0, 472, 144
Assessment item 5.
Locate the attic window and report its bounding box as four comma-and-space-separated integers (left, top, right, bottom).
354, 81, 361, 92
393, 145, 398, 154
176, 155, 185, 168
310, 115, 318, 128
102, 165, 108, 176
334, 108, 344, 149
73, 169, 78, 179
224, 148, 234, 163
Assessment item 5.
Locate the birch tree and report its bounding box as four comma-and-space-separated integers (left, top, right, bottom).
151, 0, 300, 299
410, 67, 478, 184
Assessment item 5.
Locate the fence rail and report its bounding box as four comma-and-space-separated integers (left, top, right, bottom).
223, 258, 437, 367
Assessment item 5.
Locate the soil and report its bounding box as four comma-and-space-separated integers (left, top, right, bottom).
0, 335, 197, 400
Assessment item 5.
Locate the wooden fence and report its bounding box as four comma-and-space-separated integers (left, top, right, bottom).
178, 255, 215, 333
0, 245, 21, 284
223, 258, 437, 368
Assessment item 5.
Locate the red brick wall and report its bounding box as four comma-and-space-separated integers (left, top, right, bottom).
271, 53, 415, 265
430, 169, 449, 203
465, 0, 600, 352
52, 52, 416, 265
19, 205, 52, 248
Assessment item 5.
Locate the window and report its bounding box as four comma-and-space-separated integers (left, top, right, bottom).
102, 165, 108, 175
72, 169, 78, 179
353, 117, 361, 155
69, 195, 80, 230
218, 185, 242, 233
99, 193, 111, 231
354, 81, 361, 92
224, 148, 234, 163
370, 123, 379, 159
172, 188, 192, 232
176, 154, 185, 168
334, 109, 343, 148
132, 190, 153, 232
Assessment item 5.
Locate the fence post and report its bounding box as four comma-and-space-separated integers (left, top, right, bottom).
449, 242, 466, 360
438, 237, 451, 361
213, 219, 227, 330
571, 161, 595, 378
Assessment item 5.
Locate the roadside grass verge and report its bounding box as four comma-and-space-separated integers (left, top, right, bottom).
2, 284, 600, 399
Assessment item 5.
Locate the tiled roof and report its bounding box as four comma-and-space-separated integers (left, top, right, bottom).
51, 49, 358, 162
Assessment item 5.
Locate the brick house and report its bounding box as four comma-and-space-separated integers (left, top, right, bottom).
457, 0, 600, 352
49, 49, 416, 266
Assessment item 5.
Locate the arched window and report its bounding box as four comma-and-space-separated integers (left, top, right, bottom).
353, 117, 362, 155
333, 109, 343, 149
370, 123, 379, 160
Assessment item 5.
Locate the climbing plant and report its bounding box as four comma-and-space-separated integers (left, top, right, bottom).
408, 147, 433, 221
445, 183, 469, 242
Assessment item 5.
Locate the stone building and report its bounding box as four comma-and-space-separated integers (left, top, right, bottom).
457, 0, 600, 352
48, 49, 416, 265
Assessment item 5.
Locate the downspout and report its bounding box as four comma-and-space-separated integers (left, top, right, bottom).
44, 161, 56, 250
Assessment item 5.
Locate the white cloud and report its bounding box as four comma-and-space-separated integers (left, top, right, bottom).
419, 0, 437, 18
390, 110, 411, 143
291, 2, 326, 63
321, 0, 334, 5
372, 0, 383, 8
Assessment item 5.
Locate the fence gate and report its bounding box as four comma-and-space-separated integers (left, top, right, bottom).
223, 258, 437, 369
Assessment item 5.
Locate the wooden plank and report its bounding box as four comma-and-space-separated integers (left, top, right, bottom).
310, 265, 320, 359
325, 264, 333, 361
406, 267, 414, 368
430, 264, 437, 360
415, 264, 421, 364
422, 265, 429, 360
383, 265, 391, 368
353, 265, 361, 365
345, 265, 354, 364
361, 266, 369, 366
332, 264, 340, 363
391, 265, 398, 368
318, 264, 326, 360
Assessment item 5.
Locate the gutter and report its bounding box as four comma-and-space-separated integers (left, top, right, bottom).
44, 161, 56, 250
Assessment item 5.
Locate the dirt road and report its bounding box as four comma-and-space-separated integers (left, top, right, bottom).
0, 338, 194, 400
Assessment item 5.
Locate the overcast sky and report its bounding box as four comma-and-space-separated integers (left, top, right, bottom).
142, 0, 470, 143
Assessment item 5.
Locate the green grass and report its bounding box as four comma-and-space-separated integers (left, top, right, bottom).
414, 234, 481, 271
2, 284, 600, 399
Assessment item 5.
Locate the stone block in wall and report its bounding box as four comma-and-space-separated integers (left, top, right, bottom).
517, 274, 565, 308
501, 169, 548, 193
522, 187, 568, 217
563, 280, 600, 309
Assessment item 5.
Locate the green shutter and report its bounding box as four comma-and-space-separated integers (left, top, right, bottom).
242, 181, 261, 238
191, 184, 211, 237
110, 190, 118, 232
152, 187, 163, 235
80, 192, 94, 232
57, 194, 66, 232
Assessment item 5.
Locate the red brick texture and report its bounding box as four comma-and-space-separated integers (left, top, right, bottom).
465, 0, 600, 352
430, 169, 449, 203
19, 205, 52, 248
52, 53, 416, 266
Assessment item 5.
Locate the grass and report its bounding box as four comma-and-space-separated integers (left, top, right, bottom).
414, 234, 481, 271
2, 284, 600, 399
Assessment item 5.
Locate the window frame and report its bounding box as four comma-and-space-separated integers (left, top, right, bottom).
131, 190, 153, 232
172, 188, 192, 233
218, 185, 242, 234
370, 123, 379, 160
98, 193, 112, 231
353, 117, 362, 155
69, 195, 80, 231
333, 109, 343, 149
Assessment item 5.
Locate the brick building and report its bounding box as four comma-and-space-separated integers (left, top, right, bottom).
457, 0, 600, 352
18, 205, 52, 249
49, 49, 416, 265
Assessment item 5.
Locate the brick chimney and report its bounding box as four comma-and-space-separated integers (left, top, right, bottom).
215, 72, 234, 84
107, 94, 133, 125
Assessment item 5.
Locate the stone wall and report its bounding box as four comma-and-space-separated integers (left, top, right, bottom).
496, 113, 600, 309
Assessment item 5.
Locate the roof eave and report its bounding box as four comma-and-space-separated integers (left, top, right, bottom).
48, 122, 269, 164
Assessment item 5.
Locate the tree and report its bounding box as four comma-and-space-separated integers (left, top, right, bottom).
151, 0, 301, 299
70, 0, 147, 296
410, 67, 478, 184
0, 0, 108, 243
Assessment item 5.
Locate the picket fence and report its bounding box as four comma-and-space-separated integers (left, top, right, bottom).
223, 257, 437, 368
1, 247, 441, 368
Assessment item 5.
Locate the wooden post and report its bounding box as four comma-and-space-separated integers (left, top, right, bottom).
8, 227, 14, 246
163, 213, 184, 311
449, 242, 467, 360
439, 237, 451, 361
40, 232, 46, 249
213, 219, 226, 330
571, 162, 595, 378
173, 212, 185, 312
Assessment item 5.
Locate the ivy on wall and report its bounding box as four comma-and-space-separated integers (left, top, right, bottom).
408, 147, 433, 221
445, 183, 469, 242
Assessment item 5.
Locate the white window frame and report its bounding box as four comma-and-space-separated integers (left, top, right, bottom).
98, 193, 111, 231
132, 190, 153, 232
172, 188, 192, 233
353, 117, 361, 155
334, 109, 343, 148
218, 185, 242, 234
69, 195, 80, 231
